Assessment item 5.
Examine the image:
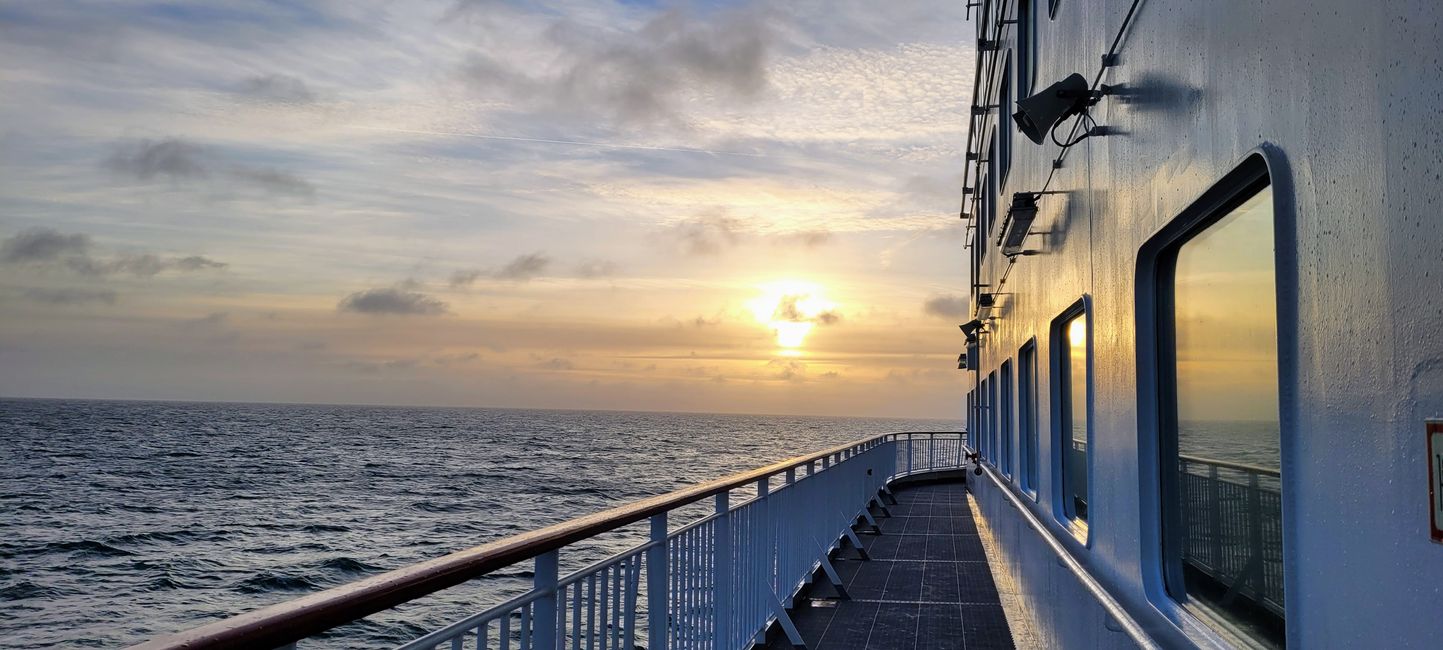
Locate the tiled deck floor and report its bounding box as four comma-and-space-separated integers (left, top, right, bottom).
765, 480, 1015, 650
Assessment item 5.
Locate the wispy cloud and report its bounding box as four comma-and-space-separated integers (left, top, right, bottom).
452, 252, 553, 286
0, 228, 90, 263
672, 211, 744, 255
457, 3, 776, 128
338, 286, 449, 316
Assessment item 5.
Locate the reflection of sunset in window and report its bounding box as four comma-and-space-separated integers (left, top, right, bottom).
1068, 316, 1086, 348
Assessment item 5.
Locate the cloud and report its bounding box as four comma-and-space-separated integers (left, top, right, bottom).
229, 167, 316, 197
776, 230, 832, 248
673, 212, 743, 255
450, 252, 554, 287
0, 228, 226, 277
20, 287, 117, 305
180, 312, 229, 329
923, 294, 968, 319
236, 74, 316, 104
767, 358, 807, 381
1, 228, 90, 263
458, 4, 775, 127
575, 259, 619, 278
106, 138, 208, 180
338, 287, 449, 316
773, 294, 841, 326
537, 357, 574, 370
104, 138, 313, 196
495, 252, 550, 281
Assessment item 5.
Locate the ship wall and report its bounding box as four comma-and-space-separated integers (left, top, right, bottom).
964, 0, 1443, 647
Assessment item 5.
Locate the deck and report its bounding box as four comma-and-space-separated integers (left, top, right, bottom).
766, 480, 1015, 649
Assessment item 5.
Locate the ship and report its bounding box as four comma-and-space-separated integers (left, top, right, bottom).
131, 0, 1443, 648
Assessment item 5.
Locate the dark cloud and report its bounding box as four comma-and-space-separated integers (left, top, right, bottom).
20, 287, 117, 305
236, 74, 316, 104
338, 287, 449, 316
459, 4, 775, 126
0, 228, 226, 277
449, 269, 485, 288
229, 167, 316, 197
767, 358, 806, 382
105, 137, 313, 196
673, 212, 743, 255
923, 294, 968, 319
106, 138, 208, 181
575, 259, 619, 278
495, 253, 550, 281
65, 253, 228, 277
0, 228, 90, 263
773, 295, 841, 326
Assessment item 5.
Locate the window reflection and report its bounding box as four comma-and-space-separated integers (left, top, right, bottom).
1166, 185, 1284, 646
1060, 310, 1088, 523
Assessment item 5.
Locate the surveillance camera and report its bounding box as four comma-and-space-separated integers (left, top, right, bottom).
1012, 73, 1091, 145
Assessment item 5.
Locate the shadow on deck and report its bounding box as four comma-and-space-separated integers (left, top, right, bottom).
764, 480, 1015, 650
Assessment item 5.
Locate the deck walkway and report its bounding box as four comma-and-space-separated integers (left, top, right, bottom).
765, 480, 1015, 650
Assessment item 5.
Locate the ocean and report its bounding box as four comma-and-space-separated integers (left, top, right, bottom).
0, 398, 955, 648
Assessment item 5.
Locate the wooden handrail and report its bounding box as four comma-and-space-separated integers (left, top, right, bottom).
129, 431, 964, 650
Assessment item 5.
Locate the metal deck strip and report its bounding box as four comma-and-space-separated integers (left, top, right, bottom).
764, 481, 1015, 650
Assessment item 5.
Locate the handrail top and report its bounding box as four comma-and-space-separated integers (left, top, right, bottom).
130, 430, 963, 650
1178, 452, 1281, 477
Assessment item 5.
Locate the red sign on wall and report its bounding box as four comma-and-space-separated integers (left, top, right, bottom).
1430, 421, 1443, 544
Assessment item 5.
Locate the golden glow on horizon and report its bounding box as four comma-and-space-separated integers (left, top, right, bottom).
747, 280, 836, 351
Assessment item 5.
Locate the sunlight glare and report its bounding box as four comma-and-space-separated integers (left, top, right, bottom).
747, 280, 836, 350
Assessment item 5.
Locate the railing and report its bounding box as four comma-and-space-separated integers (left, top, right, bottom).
130, 432, 966, 650
1177, 453, 1284, 615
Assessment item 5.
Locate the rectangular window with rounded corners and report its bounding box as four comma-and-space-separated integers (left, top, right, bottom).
1053, 302, 1089, 528
1158, 178, 1284, 646
987, 370, 999, 462
967, 389, 976, 449
978, 376, 990, 457
998, 56, 1012, 189
977, 166, 992, 266
1000, 359, 1014, 477
1019, 340, 1039, 494
1017, 0, 1035, 98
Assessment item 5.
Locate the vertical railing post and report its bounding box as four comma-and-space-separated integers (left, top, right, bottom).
647, 513, 668, 650
906, 433, 914, 474
1208, 465, 1223, 567
713, 492, 731, 650
533, 550, 559, 650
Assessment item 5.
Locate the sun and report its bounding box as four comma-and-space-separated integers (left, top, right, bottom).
746, 280, 837, 351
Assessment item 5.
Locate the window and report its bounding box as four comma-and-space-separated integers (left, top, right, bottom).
997, 56, 1012, 189
978, 376, 990, 457
1159, 178, 1283, 646
1000, 359, 1014, 477
1017, 0, 1036, 98
987, 370, 999, 463
967, 389, 976, 449
1019, 340, 1039, 494
1054, 302, 1089, 528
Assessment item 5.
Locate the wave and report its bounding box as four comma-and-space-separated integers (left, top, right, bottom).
0, 581, 74, 601
315, 556, 383, 574
28, 539, 135, 558
234, 572, 323, 594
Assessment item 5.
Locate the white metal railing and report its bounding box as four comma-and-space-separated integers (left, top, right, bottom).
131, 431, 967, 650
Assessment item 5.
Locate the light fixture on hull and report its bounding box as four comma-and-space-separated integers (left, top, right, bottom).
1001, 193, 1040, 256
1013, 73, 1109, 145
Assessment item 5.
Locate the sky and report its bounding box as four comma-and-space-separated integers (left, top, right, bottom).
0, 0, 976, 419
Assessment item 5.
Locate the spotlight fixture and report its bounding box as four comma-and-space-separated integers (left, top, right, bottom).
957, 352, 969, 370
976, 292, 997, 319
1001, 193, 1040, 255
1012, 73, 1110, 145
959, 318, 986, 340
